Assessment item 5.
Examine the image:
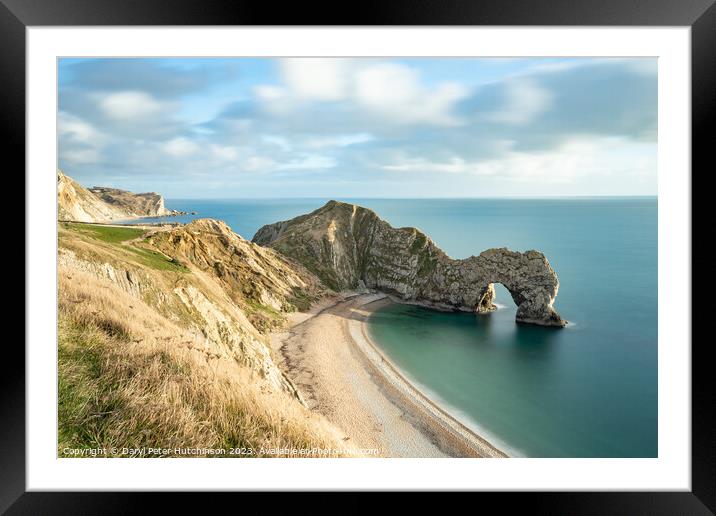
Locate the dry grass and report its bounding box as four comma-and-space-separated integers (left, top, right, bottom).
58, 268, 352, 458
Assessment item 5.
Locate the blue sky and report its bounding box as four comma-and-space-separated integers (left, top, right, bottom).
58, 57, 657, 198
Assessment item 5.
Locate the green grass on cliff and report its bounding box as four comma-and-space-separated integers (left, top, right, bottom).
57, 311, 343, 457
58, 223, 350, 457
243, 300, 285, 332
63, 222, 146, 243
58, 316, 126, 453
128, 246, 189, 273
61, 222, 188, 273
409, 232, 428, 254
289, 287, 317, 312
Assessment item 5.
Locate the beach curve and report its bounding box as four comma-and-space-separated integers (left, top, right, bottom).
270, 293, 507, 458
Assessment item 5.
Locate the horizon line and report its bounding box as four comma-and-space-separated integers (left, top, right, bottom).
164, 194, 658, 201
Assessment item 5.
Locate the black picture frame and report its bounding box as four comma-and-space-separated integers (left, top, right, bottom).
6, 0, 712, 511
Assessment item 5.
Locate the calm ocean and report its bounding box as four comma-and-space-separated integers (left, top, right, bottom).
129, 197, 658, 458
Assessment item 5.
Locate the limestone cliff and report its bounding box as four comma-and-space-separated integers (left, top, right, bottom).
253, 200, 565, 327
89, 186, 173, 218
148, 219, 326, 332
57, 220, 349, 454
58, 218, 323, 399
58, 170, 178, 222
58, 170, 128, 222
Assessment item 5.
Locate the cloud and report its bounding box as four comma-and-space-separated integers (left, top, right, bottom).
242, 155, 276, 172
62, 148, 103, 166
99, 91, 167, 121
160, 137, 200, 157
382, 157, 479, 174
261, 134, 292, 151
58, 111, 104, 145
254, 60, 468, 127
459, 58, 657, 147
469, 137, 656, 183
383, 137, 656, 185
58, 111, 107, 165
279, 58, 350, 101
486, 79, 552, 126
210, 144, 239, 161
305, 133, 374, 148
469, 138, 604, 182
354, 63, 468, 126
276, 154, 337, 171
57, 57, 657, 197
254, 85, 286, 101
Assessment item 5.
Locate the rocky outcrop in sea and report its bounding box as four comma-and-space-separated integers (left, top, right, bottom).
253, 200, 565, 327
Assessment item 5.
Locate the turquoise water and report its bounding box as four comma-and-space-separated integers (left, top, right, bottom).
128, 197, 657, 458
364, 198, 658, 458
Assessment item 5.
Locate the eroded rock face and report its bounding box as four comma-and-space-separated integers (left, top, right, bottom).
89, 186, 173, 218
148, 219, 326, 331
253, 201, 565, 327
58, 170, 182, 223
463, 249, 564, 326
58, 243, 303, 399
57, 170, 129, 222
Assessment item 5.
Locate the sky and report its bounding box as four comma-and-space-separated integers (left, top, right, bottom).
58, 57, 657, 198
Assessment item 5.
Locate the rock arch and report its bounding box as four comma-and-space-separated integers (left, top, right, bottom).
253, 201, 566, 327
409, 248, 565, 327
470, 249, 565, 327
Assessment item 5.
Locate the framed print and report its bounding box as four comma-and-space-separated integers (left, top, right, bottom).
7, 0, 713, 511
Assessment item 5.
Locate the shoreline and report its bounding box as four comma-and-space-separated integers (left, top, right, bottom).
271, 292, 506, 458
349, 295, 507, 458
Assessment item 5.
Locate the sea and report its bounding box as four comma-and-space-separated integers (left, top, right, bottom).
123, 197, 658, 458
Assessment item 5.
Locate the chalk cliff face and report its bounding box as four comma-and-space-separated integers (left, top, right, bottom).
89, 186, 172, 218
58, 170, 176, 222
57, 170, 129, 222
148, 219, 326, 332
253, 200, 565, 327
58, 218, 324, 399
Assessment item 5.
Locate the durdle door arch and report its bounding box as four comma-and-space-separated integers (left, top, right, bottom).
470, 249, 566, 327
253, 201, 566, 327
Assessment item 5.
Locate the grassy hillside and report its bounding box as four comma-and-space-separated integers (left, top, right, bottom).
58, 222, 348, 457
61, 223, 189, 272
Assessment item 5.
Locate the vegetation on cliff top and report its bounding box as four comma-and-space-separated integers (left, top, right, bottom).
58, 218, 349, 457
60, 222, 189, 273
58, 283, 344, 457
